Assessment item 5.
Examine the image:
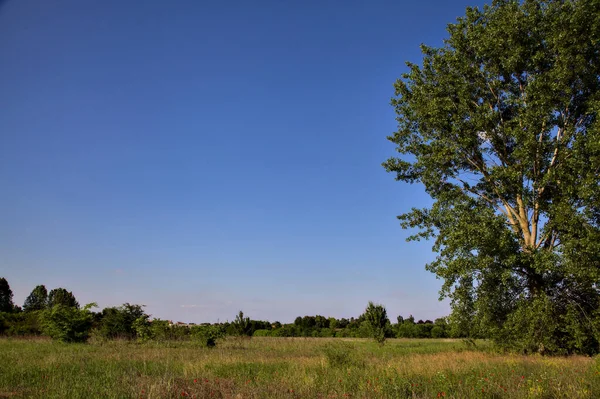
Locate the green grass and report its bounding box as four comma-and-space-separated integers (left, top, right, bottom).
0, 337, 599, 398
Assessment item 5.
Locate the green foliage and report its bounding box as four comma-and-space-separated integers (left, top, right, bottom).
394, 316, 449, 339
0, 278, 15, 313
356, 320, 372, 339
495, 294, 600, 355
97, 303, 147, 339
0, 311, 42, 336
136, 319, 191, 341
362, 302, 389, 344
97, 307, 128, 339
272, 324, 297, 337
396, 323, 416, 338
149, 319, 172, 341
232, 311, 252, 337
191, 324, 225, 348
414, 323, 434, 338
0, 280, 453, 342
328, 317, 338, 329
498, 294, 562, 354
385, 0, 600, 354
40, 303, 97, 343
318, 328, 335, 337
23, 285, 48, 312
47, 288, 79, 309
431, 326, 445, 338
132, 315, 152, 342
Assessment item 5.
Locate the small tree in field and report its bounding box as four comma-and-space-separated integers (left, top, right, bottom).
132, 314, 153, 342
232, 311, 252, 337
363, 301, 390, 345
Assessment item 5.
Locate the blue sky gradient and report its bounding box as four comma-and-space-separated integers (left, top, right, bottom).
1, 0, 486, 323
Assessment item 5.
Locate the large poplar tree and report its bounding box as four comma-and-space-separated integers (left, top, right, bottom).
385, 0, 600, 354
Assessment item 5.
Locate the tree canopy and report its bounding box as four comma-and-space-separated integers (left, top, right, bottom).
23, 285, 48, 312
0, 278, 15, 313
385, 0, 600, 354
48, 288, 79, 309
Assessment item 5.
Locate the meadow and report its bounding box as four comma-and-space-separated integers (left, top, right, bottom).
1, 337, 599, 398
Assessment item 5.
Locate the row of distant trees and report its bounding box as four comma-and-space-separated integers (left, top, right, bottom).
0, 278, 461, 344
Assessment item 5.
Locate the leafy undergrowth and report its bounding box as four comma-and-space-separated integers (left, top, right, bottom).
0, 337, 598, 398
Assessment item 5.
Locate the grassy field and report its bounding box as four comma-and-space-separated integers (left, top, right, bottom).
1, 337, 599, 398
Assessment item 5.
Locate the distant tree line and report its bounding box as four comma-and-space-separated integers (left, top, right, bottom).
0, 278, 465, 345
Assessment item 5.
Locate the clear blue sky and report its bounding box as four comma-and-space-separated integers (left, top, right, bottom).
0, 0, 486, 323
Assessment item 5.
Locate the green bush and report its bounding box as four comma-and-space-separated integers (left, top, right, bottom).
414, 323, 434, 338
271, 326, 296, 337
396, 323, 416, 338
191, 325, 224, 347
132, 315, 152, 342
334, 328, 351, 338
431, 326, 445, 338
97, 304, 147, 340
496, 294, 600, 355
319, 328, 335, 337
0, 311, 42, 336
149, 319, 171, 341
40, 303, 96, 343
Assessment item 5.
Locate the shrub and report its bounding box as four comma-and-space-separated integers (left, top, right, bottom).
98, 304, 147, 340
132, 315, 153, 342
40, 303, 96, 343
396, 323, 416, 338
149, 319, 171, 341
191, 325, 224, 347
431, 326, 445, 338
0, 311, 42, 336
335, 328, 351, 338
495, 294, 600, 355
319, 328, 335, 337
414, 323, 434, 338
